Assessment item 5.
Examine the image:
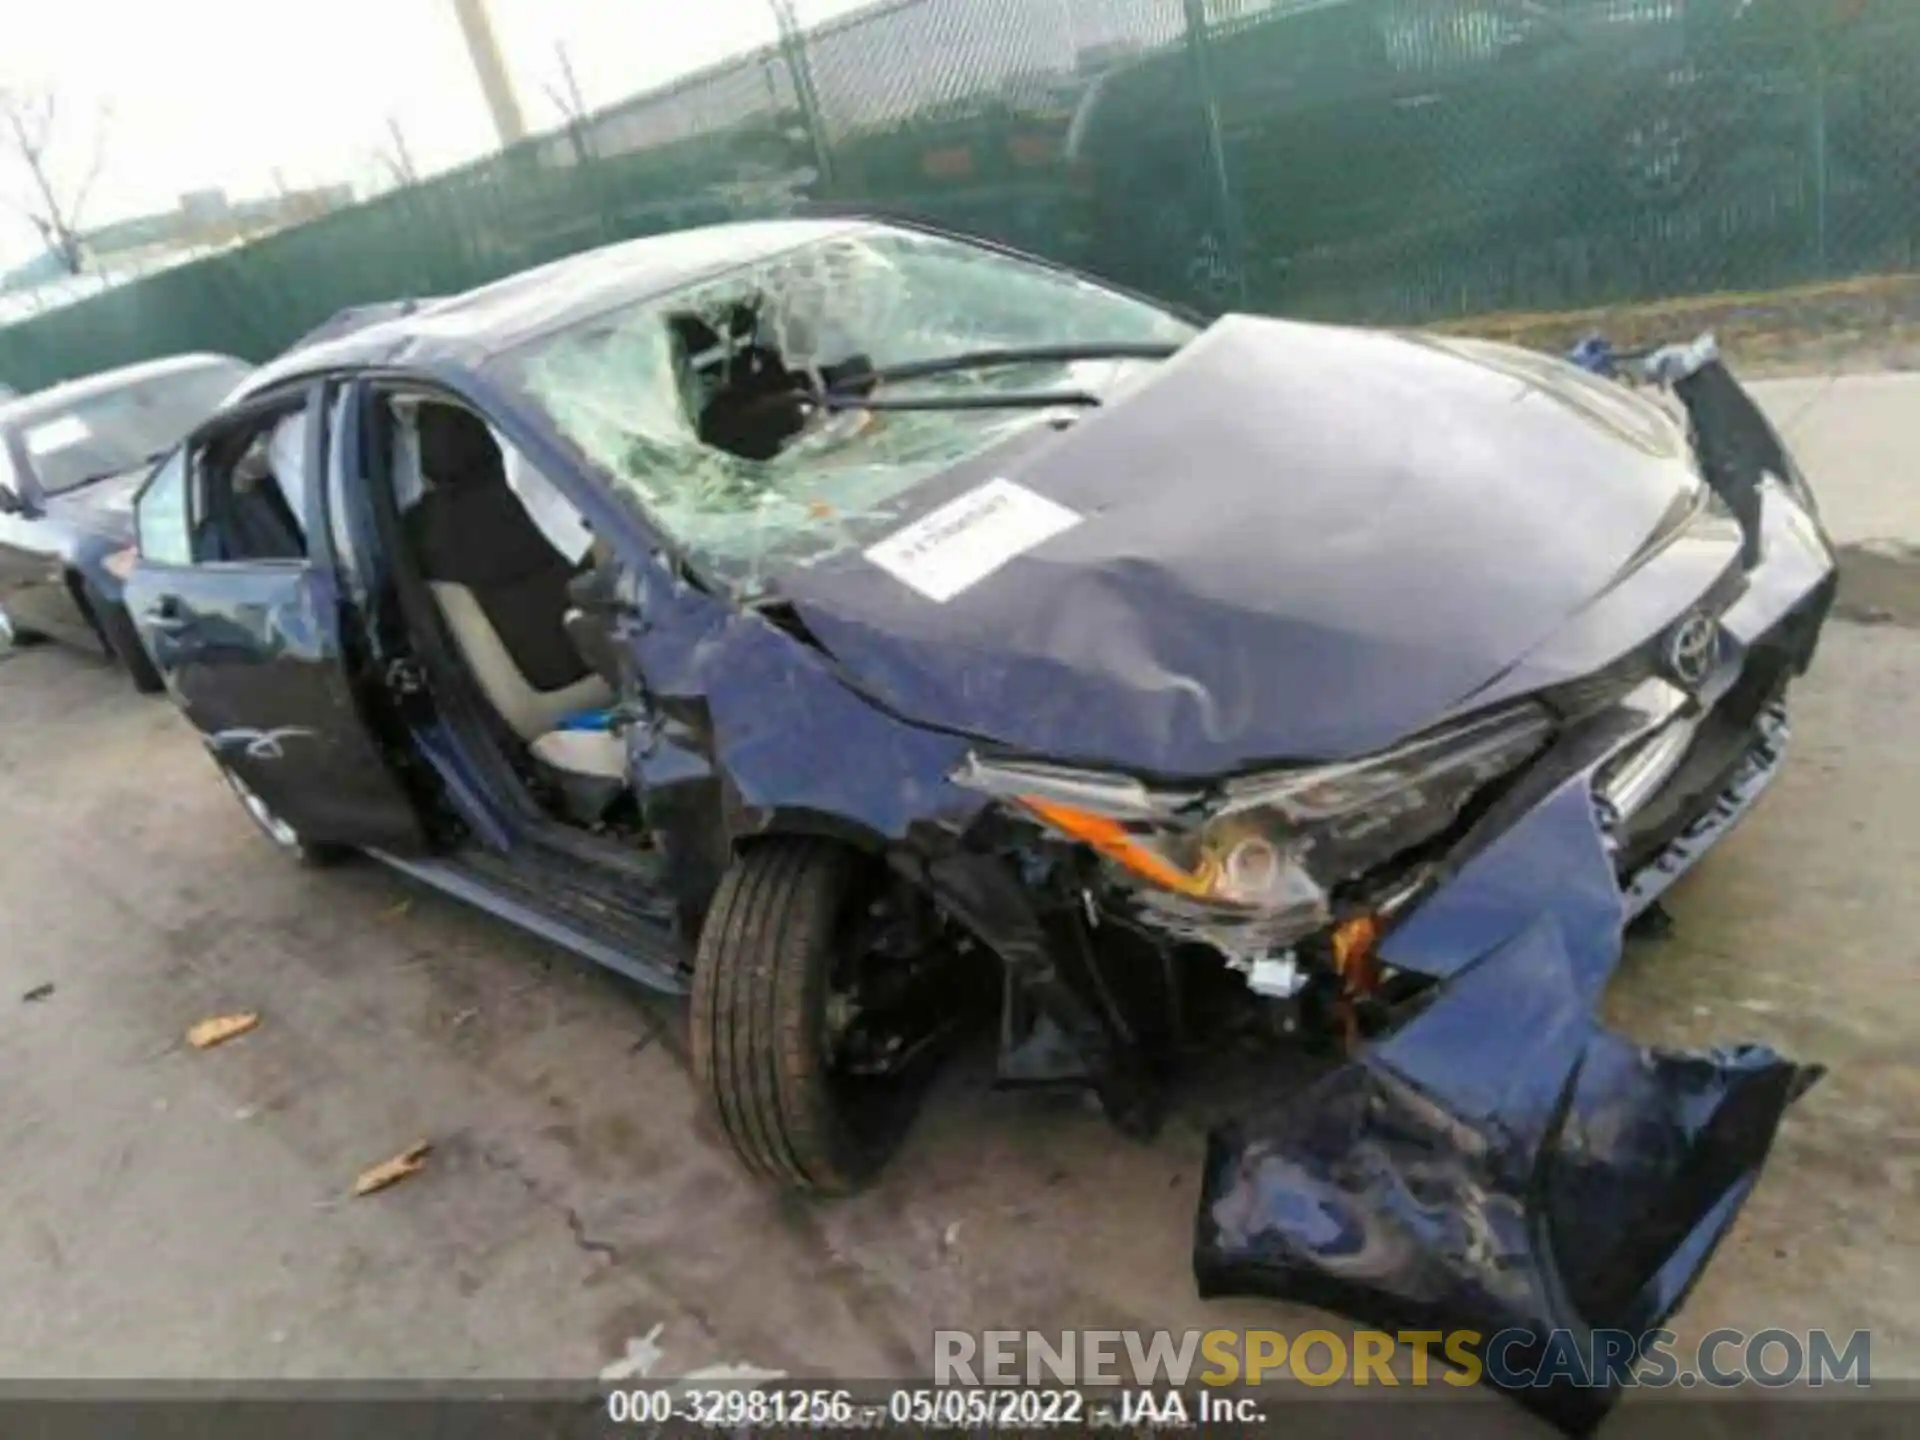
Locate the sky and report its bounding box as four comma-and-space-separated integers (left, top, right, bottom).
0, 0, 875, 266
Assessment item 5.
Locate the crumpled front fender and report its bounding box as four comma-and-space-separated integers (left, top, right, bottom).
1193, 776, 1819, 1434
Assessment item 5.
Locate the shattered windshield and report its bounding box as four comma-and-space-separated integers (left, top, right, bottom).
504, 228, 1196, 596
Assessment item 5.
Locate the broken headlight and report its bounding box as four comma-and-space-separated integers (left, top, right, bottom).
956, 704, 1553, 944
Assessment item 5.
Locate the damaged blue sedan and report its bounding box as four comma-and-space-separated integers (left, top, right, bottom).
121, 219, 1831, 1429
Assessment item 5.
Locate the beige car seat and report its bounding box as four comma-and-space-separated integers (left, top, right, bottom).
404, 405, 613, 748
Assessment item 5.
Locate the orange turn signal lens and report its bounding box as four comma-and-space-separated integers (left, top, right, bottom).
1331, 913, 1380, 975
1018, 795, 1214, 899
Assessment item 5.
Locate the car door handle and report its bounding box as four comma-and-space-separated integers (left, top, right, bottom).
143, 598, 190, 632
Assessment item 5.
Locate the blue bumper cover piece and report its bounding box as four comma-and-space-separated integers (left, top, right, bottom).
1194, 775, 1820, 1434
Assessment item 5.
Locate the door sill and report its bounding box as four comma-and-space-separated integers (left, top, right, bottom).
369, 846, 691, 994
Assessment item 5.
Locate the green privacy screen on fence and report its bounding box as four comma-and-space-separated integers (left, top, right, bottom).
2, 0, 1917, 391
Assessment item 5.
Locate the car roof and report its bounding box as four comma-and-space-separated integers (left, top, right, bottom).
244, 217, 877, 397
0, 353, 251, 429
281, 298, 441, 355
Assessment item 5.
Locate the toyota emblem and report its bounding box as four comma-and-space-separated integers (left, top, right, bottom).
1664, 612, 1721, 689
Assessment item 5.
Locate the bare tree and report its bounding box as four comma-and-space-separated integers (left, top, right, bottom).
371, 115, 420, 190
0, 87, 109, 276
540, 41, 597, 165
540, 41, 590, 127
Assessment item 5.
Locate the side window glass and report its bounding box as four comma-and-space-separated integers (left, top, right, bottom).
265, 408, 313, 539
135, 449, 194, 566
194, 401, 313, 563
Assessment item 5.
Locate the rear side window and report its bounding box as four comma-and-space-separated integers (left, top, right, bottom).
135, 449, 194, 566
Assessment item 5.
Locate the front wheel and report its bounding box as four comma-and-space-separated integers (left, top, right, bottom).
218, 764, 348, 868
690, 839, 930, 1195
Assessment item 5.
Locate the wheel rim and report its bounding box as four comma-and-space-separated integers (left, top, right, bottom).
226, 769, 301, 850
821, 882, 961, 1146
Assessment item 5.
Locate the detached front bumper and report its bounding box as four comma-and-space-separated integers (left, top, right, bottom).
1194, 776, 1821, 1433
1195, 477, 1834, 1432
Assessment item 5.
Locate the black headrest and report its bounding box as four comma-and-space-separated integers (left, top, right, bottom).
417, 405, 504, 490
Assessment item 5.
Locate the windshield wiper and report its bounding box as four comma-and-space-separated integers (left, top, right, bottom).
75, 449, 171, 488
788, 341, 1184, 417
863, 341, 1185, 388
810, 389, 1103, 414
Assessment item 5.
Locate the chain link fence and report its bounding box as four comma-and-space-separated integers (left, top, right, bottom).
2, 0, 1916, 390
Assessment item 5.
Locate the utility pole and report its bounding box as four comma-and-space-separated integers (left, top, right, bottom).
451, 0, 528, 149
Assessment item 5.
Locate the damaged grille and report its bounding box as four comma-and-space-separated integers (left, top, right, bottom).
1602, 646, 1789, 872
1618, 703, 1789, 921
1589, 581, 1829, 922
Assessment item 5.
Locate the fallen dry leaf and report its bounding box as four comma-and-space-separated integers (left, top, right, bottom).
187, 1012, 260, 1049
354, 1141, 432, 1197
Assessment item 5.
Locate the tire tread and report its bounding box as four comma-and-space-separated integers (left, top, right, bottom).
690, 839, 887, 1194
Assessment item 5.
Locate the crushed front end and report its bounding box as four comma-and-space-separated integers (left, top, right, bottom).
950, 340, 1835, 1431
1190, 725, 1824, 1433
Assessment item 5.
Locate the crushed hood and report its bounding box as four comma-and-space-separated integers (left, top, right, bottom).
777, 316, 1705, 777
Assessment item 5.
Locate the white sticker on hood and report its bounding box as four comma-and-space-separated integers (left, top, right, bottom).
24, 414, 91, 455
864, 478, 1081, 603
